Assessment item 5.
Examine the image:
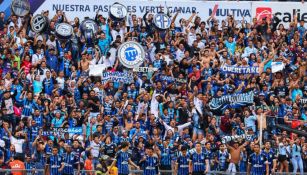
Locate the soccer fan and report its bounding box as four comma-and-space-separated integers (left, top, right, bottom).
247, 144, 269, 175
0, 1, 306, 174
108, 141, 139, 175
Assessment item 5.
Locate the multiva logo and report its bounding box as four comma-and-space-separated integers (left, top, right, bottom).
256, 7, 272, 20
209, 8, 251, 17
257, 7, 307, 22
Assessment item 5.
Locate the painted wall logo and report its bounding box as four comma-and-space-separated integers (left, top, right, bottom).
256, 7, 272, 20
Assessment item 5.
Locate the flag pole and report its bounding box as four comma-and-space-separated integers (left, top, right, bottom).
259, 113, 263, 149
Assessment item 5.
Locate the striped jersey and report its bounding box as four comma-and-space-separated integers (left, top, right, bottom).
248, 152, 267, 175
159, 146, 172, 166
46, 155, 63, 175
216, 150, 229, 171
22, 99, 34, 117
115, 150, 131, 174
25, 162, 34, 175
62, 153, 79, 174
190, 151, 208, 172
177, 153, 190, 175
262, 149, 275, 169
33, 151, 46, 165
143, 155, 159, 175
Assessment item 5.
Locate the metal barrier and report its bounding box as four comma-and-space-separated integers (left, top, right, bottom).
0, 169, 44, 175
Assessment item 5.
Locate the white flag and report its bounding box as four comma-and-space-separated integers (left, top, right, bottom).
89, 64, 107, 76
271, 62, 285, 73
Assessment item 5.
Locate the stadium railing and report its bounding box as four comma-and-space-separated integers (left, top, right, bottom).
0, 169, 44, 175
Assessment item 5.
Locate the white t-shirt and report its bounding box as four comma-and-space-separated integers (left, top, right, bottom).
188, 32, 197, 46
175, 49, 185, 63
111, 28, 125, 43
32, 53, 44, 65
56, 77, 65, 89
90, 141, 101, 158
46, 39, 57, 49
14, 37, 27, 48
10, 136, 25, 153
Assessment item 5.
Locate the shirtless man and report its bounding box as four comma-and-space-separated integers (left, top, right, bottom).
79, 53, 90, 75
227, 141, 248, 174
255, 105, 271, 141
200, 49, 213, 65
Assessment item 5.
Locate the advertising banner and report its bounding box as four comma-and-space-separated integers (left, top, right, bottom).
25, 0, 252, 26
252, 2, 307, 28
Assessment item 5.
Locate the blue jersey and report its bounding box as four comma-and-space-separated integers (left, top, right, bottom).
143, 156, 159, 175
33, 151, 46, 165
46, 155, 63, 175
262, 149, 275, 169
22, 99, 34, 117
159, 146, 172, 166
177, 153, 189, 175
248, 152, 267, 175
25, 162, 34, 175
27, 125, 39, 142
190, 151, 208, 172
62, 153, 78, 174
33, 115, 44, 128
216, 151, 229, 171
115, 150, 131, 174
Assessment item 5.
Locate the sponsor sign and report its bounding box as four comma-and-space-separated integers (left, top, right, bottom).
252, 2, 307, 27
118, 41, 145, 68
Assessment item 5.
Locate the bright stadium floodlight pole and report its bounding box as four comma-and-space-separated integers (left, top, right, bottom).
259, 113, 263, 149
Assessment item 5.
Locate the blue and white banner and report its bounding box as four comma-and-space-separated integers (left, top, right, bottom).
220, 65, 259, 74
42, 127, 82, 136
159, 75, 186, 84
102, 71, 133, 84
209, 91, 254, 110
133, 67, 158, 72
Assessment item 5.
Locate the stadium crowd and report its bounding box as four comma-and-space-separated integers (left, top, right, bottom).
0, 3, 307, 175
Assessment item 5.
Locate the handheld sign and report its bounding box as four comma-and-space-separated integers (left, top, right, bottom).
31, 14, 48, 33
109, 2, 128, 22
118, 41, 145, 69
55, 23, 73, 40
11, 0, 30, 17
154, 13, 171, 30
80, 19, 98, 34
